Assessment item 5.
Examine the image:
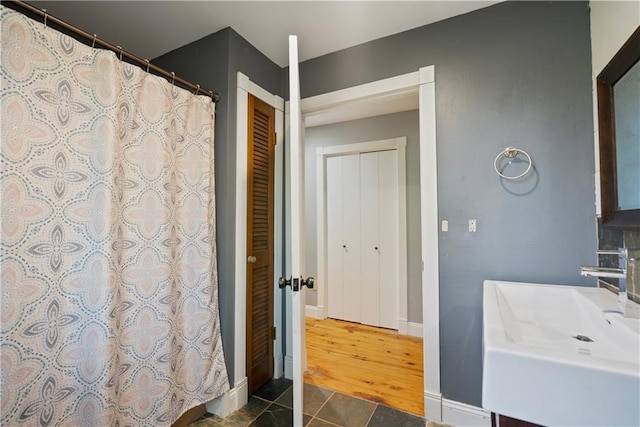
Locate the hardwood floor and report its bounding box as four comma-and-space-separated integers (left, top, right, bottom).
304, 317, 424, 417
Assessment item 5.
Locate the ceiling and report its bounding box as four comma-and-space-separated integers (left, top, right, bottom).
28, 1, 499, 67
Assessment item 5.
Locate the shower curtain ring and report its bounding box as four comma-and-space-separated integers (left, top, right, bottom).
171, 72, 176, 86
117, 46, 123, 61
194, 84, 200, 94
145, 59, 150, 73
42, 9, 47, 28
91, 34, 97, 48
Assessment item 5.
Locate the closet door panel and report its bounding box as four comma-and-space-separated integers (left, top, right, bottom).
326, 156, 344, 320
341, 154, 361, 323
378, 150, 399, 329
360, 152, 380, 327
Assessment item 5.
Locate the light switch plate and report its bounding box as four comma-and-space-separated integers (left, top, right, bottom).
442, 220, 448, 232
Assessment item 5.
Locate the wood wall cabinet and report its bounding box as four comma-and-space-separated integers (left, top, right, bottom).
326, 150, 399, 329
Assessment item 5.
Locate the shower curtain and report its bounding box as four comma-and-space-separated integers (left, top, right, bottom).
1, 6, 229, 426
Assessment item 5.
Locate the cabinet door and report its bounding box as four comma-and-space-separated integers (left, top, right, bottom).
341, 154, 361, 323
360, 151, 380, 327
378, 150, 399, 329
326, 156, 344, 320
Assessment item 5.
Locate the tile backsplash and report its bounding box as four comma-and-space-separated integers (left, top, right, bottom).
624, 232, 640, 304
595, 218, 640, 303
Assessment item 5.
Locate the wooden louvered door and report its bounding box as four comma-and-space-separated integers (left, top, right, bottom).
246, 94, 276, 395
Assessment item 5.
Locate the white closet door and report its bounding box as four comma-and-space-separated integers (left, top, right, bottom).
326, 156, 344, 320
378, 150, 399, 329
326, 149, 399, 329
341, 154, 361, 323
360, 152, 380, 327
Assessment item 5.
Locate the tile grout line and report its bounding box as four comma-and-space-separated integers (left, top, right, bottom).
248, 390, 288, 426
238, 381, 424, 427
302, 392, 340, 427
309, 389, 334, 420
363, 402, 379, 427
309, 415, 342, 427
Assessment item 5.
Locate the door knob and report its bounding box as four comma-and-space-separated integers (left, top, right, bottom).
247, 255, 257, 263
279, 276, 291, 289
278, 276, 314, 292
302, 277, 315, 290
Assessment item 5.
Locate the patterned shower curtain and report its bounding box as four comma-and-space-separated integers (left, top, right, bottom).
1, 6, 229, 426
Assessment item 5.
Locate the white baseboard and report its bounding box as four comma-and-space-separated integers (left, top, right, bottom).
284, 355, 293, 380
442, 398, 491, 427
407, 321, 423, 337
399, 319, 423, 337
206, 377, 248, 418
274, 353, 284, 379
424, 391, 442, 423
305, 304, 324, 319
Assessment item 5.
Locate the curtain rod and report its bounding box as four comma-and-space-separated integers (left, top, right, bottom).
10, 0, 221, 103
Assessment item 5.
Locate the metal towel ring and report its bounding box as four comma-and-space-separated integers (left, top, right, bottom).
494, 147, 532, 180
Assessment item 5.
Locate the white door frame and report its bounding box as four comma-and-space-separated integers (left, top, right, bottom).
283, 66, 442, 420
315, 137, 407, 331
226, 67, 440, 421
231, 72, 285, 411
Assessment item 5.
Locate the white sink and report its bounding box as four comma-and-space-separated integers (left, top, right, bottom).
482, 280, 640, 427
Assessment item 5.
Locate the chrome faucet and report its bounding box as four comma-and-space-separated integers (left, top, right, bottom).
581, 248, 630, 311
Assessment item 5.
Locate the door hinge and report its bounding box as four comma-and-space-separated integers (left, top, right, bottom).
272, 326, 276, 340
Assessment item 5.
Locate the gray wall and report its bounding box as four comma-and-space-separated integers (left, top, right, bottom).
155, 0, 597, 408
154, 28, 283, 384
294, 1, 596, 406
304, 111, 423, 323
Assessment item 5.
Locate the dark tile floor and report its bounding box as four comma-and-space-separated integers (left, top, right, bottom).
190, 378, 426, 427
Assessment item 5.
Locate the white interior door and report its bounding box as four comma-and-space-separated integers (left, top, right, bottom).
341, 154, 361, 323
325, 149, 400, 329
377, 150, 399, 329
288, 35, 306, 427
326, 156, 344, 320
360, 152, 379, 326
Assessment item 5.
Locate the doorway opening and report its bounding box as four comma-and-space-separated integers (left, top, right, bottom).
231, 66, 440, 421
283, 66, 441, 419
304, 127, 420, 416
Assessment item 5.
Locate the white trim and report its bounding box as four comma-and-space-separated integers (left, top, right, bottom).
418, 66, 441, 409
398, 320, 423, 337
424, 391, 443, 423
274, 106, 285, 379
296, 66, 439, 418
234, 72, 285, 404
284, 354, 294, 380
316, 137, 408, 331
288, 36, 306, 427
398, 318, 409, 335
442, 399, 492, 427
237, 73, 285, 112
303, 73, 419, 128
305, 304, 325, 320
205, 377, 248, 418
315, 148, 327, 320
234, 82, 248, 401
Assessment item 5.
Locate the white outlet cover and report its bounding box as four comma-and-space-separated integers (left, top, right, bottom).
469, 219, 477, 232
442, 220, 448, 232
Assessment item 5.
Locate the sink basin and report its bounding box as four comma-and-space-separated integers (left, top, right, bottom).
482, 280, 640, 427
